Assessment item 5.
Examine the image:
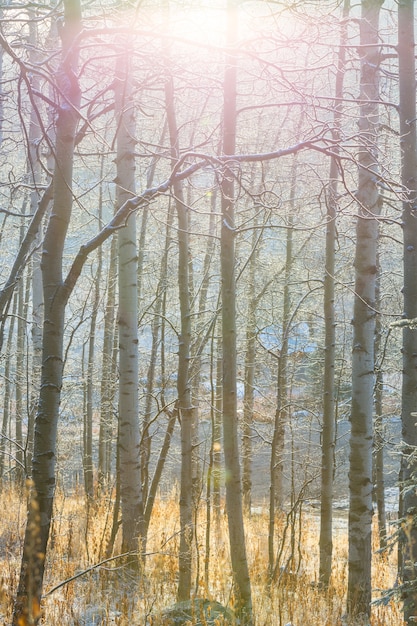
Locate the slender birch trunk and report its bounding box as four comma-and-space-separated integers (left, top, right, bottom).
114, 48, 143, 555
347, 0, 382, 617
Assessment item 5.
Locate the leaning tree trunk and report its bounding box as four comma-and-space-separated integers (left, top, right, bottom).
347, 0, 382, 619
12, 1, 81, 622
398, 1, 417, 622
220, 1, 253, 622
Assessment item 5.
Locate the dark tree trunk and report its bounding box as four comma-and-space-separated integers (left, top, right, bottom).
164, 53, 194, 602
398, 1, 417, 622
220, 2, 253, 622
12, 2, 81, 622
319, 0, 349, 589
98, 237, 117, 491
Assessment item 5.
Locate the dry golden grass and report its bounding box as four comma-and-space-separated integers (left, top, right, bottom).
0, 484, 403, 625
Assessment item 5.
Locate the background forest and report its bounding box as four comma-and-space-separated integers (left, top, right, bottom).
0, 0, 416, 624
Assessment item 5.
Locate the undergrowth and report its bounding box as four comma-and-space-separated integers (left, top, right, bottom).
0, 484, 403, 625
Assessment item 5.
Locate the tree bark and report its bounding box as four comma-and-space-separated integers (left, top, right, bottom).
141, 203, 175, 506
398, 1, 417, 622
374, 252, 386, 550
114, 47, 143, 556
347, 0, 382, 618
242, 224, 258, 517
12, 2, 81, 622
319, 0, 349, 589
220, 1, 252, 621
27, 13, 44, 466
163, 46, 195, 601
0, 297, 17, 480
98, 236, 117, 491
84, 253, 101, 499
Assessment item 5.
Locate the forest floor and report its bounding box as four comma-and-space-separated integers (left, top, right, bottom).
0, 484, 403, 625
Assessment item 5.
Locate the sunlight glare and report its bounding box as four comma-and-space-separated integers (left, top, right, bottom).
168, 2, 227, 47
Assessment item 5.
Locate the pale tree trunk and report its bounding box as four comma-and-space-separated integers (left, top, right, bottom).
115, 49, 143, 556
347, 0, 382, 618
221, 1, 252, 621
12, 1, 81, 622
319, 0, 349, 589
398, 1, 417, 622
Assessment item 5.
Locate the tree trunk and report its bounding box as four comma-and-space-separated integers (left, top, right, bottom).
190, 188, 219, 504
319, 0, 349, 589
98, 237, 117, 491
398, 1, 417, 622
0, 297, 17, 480
84, 253, 101, 499
27, 13, 44, 466
347, 0, 382, 618
141, 202, 175, 505
115, 48, 143, 556
242, 225, 258, 517
162, 44, 194, 600
12, 2, 81, 621
373, 250, 387, 550
268, 156, 298, 583
15, 261, 28, 483
221, 2, 252, 621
